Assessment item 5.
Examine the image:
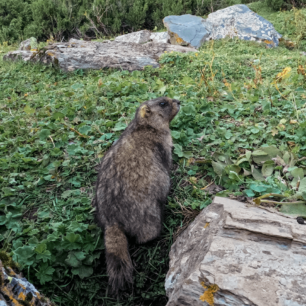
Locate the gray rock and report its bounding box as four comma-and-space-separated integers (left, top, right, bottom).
0, 259, 54, 305
207, 4, 282, 47
163, 4, 281, 49
150, 32, 170, 44
4, 39, 195, 72
163, 14, 212, 48
19, 37, 37, 51
165, 196, 306, 306
115, 30, 151, 44
114, 30, 170, 44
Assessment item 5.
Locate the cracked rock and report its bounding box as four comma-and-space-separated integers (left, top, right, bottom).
165, 196, 306, 306
4, 39, 195, 72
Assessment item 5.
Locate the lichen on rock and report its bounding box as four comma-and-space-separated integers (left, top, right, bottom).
0, 258, 55, 306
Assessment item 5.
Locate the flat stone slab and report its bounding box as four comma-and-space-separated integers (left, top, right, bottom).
4, 39, 195, 72
165, 196, 306, 306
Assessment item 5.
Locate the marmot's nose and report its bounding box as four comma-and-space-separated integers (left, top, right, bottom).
173, 99, 180, 105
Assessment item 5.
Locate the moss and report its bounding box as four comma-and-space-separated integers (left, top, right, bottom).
0, 251, 19, 270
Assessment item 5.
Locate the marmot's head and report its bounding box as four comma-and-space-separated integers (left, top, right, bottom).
136, 97, 180, 130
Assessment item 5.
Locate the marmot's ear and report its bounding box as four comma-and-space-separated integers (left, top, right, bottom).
139, 105, 151, 118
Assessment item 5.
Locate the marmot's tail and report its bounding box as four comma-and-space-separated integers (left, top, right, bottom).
104, 224, 133, 293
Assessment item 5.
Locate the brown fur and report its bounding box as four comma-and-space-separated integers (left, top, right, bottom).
94, 97, 180, 293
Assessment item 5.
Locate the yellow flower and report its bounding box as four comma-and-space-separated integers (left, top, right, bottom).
195, 53, 198, 56
275, 67, 292, 82
84, 106, 87, 109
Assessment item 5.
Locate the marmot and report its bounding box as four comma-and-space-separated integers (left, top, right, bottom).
94, 97, 180, 293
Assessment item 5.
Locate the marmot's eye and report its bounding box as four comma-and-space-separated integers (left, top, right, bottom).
160, 102, 167, 107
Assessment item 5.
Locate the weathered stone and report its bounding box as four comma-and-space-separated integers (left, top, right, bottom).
114, 30, 151, 44
165, 196, 306, 306
150, 32, 170, 44
19, 37, 37, 51
4, 39, 195, 72
163, 15, 212, 48
0, 259, 54, 305
163, 4, 281, 49
207, 4, 282, 47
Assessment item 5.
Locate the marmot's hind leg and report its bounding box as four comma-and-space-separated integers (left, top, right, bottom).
135, 222, 162, 244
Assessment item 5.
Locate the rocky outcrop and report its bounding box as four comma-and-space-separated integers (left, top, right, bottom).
165, 196, 306, 306
0, 258, 54, 306
163, 4, 282, 48
4, 39, 195, 72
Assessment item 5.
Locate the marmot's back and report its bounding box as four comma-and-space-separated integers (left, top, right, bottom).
95, 97, 180, 292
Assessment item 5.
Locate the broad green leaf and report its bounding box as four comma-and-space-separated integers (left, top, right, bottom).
35, 243, 47, 253
113, 121, 127, 131
71, 83, 84, 90
283, 151, 290, 165
252, 151, 270, 164
79, 125, 91, 135
298, 177, 306, 193
72, 265, 93, 278
65, 251, 86, 267
182, 104, 196, 116
244, 189, 255, 197
212, 161, 225, 176
250, 184, 267, 193
13, 246, 35, 266
39, 129, 51, 140
158, 85, 167, 94
35, 263, 55, 285
24, 105, 35, 115
260, 146, 281, 158
251, 165, 265, 181
291, 168, 304, 179
52, 112, 65, 120
252, 150, 268, 156
173, 144, 184, 158
262, 161, 274, 177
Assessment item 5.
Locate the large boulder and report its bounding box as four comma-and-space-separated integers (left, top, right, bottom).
163, 4, 281, 49
163, 15, 212, 48
0, 258, 54, 305
207, 4, 282, 47
165, 196, 306, 306
4, 39, 195, 72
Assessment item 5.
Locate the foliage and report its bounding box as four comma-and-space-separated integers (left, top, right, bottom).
1, 4, 306, 306
0, 0, 245, 44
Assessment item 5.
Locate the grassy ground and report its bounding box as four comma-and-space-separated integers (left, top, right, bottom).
1, 3, 306, 305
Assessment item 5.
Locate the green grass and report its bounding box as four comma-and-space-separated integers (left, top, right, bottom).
1, 3, 306, 305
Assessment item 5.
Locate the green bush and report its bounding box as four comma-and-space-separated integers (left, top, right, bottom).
0, 0, 241, 44
265, 0, 306, 11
